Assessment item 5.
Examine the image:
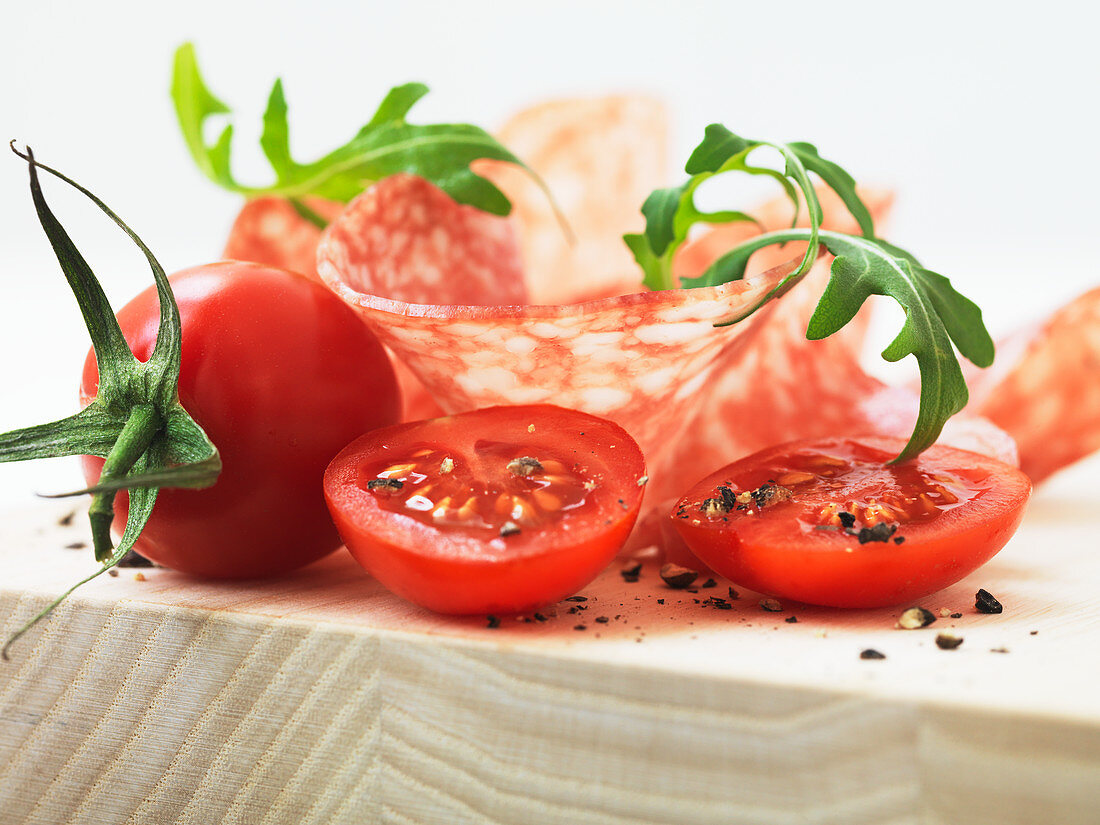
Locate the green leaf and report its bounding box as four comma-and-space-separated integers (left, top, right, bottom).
642, 183, 692, 256
171, 43, 234, 189
171, 43, 555, 222
628, 127, 767, 290
625, 124, 989, 461
911, 269, 994, 368
694, 226, 990, 460
869, 237, 993, 368
304, 121, 522, 215
362, 82, 429, 131
259, 79, 293, 181
626, 124, 872, 293
809, 232, 973, 459
787, 141, 875, 237
684, 124, 754, 175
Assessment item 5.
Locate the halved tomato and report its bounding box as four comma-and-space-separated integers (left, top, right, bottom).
671, 436, 1031, 607
324, 404, 647, 614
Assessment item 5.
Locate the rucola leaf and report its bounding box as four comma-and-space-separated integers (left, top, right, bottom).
628, 123, 993, 461
680, 225, 995, 460
626, 124, 869, 292
171, 43, 552, 219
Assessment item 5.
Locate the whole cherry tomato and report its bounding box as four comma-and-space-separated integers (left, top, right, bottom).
81, 261, 401, 577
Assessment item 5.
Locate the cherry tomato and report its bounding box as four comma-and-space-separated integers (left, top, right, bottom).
323, 404, 647, 614
671, 436, 1031, 607
81, 261, 401, 578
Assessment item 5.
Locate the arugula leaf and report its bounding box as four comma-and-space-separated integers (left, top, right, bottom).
625, 124, 869, 291
628, 124, 993, 461
625, 176, 759, 290
787, 141, 874, 237
171, 43, 549, 219
810, 231, 992, 460
680, 226, 994, 460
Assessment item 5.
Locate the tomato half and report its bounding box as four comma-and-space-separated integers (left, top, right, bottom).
671, 436, 1031, 607
81, 261, 401, 578
323, 404, 647, 614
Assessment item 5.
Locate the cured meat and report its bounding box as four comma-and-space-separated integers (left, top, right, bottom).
479, 96, 670, 304
318, 174, 527, 306
964, 286, 1100, 483
317, 174, 792, 476
223, 196, 344, 281
223, 96, 668, 419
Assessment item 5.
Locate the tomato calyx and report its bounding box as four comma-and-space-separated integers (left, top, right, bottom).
0, 146, 220, 657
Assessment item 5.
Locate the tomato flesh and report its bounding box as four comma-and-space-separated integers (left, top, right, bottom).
81, 262, 401, 578
672, 436, 1031, 607
324, 405, 647, 614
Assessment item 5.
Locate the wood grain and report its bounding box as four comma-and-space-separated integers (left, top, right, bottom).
2, 458, 1099, 824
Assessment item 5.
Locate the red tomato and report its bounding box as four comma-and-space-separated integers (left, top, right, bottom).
671, 436, 1031, 607
81, 261, 401, 578
323, 404, 647, 614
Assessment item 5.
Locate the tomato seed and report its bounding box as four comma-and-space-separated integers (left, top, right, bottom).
367, 478, 404, 494
507, 456, 543, 477
776, 471, 815, 486
533, 489, 562, 511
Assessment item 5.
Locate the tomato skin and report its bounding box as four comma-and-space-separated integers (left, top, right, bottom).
671, 436, 1031, 608
81, 261, 401, 578
323, 405, 646, 614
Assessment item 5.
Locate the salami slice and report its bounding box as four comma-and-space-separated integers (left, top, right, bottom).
223, 196, 344, 281
964, 286, 1100, 483
322, 174, 527, 306
478, 95, 670, 304
317, 174, 794, 473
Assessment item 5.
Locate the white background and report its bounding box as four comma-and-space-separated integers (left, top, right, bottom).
0, 0, 1096, 508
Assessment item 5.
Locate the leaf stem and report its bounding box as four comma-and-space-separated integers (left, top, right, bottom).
288, 198, 328, 229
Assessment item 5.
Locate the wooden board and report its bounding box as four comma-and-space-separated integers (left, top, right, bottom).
2, 458, 1100, 825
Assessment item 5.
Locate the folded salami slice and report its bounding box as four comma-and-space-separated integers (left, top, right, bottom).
317, 173, 790, 475
478, 95, 670, 305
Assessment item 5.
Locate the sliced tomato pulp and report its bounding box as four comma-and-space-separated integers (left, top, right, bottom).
324, 405, 647, 614
671, 436, 1031, 608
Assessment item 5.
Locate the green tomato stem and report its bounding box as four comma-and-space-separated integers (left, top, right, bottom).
88, 404, 162, 560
